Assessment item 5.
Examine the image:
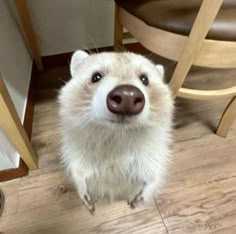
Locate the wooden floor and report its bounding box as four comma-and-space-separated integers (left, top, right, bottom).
0, 50, 236, 233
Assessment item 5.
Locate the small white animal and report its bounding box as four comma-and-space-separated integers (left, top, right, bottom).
58, 50, 173, 214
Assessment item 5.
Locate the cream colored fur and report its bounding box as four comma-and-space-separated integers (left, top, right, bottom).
58, 50, 173, 213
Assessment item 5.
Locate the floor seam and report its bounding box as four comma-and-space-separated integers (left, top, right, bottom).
154, 198, 170, 234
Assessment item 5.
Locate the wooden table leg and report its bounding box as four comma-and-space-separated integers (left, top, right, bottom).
114, 3, 126, 52
15, 0, 43, 71
0, 74, 38, 170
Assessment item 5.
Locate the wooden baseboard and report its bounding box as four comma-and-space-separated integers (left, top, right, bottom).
0, 62, 38, 182
42, 43, 144, 69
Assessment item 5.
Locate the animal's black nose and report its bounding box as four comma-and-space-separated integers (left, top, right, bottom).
106, 85, 145, 115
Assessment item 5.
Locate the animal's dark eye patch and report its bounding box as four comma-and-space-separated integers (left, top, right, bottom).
139, 74, 149, 86
91, 72, 103, 83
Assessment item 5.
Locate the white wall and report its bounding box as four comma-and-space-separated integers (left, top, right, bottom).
0, 0, 32, 170
0, 0, 120, 170
27, 0, 115, 56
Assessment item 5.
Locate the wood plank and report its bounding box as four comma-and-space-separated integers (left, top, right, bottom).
0, 179, 20, 217
28, 206, 165, 234
1, 195, 157, 233
155, 132, 236, 234
0, 169, 160, 233
17, 171, 71, 213
85, 209, 167, 234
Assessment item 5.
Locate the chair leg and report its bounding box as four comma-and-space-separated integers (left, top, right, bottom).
216, 96, 236, 137
169, 0, 223, 96
15, 0, 43, 71
114, 4, 125, 52
0, 75, 38, 170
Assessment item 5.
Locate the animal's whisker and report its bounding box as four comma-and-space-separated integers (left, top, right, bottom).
58, 78, 69, 84
87, 36, 99, 53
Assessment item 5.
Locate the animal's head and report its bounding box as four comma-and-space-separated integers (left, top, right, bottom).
59, 51, 173, 132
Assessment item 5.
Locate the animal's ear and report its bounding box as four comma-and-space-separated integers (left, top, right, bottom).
70, 50, 89, 77
155, 64, 164, 78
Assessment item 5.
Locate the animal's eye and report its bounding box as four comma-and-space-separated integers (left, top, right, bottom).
91, 72, 103, 83
139, 74, 149, 86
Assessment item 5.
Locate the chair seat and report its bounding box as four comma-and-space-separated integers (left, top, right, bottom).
115, 0, 236, 41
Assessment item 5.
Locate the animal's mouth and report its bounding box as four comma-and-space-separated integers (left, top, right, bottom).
107, 116, 132, 125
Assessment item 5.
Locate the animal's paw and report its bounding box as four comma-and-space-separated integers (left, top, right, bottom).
81, 192, 96, 215
128, 189, 144, 209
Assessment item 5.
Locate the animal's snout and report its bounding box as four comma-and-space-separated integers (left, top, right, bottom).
107, 85, 145, 115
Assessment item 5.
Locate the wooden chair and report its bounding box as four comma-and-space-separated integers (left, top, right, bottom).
0, 73, 37, 170
114, 0, 236, 137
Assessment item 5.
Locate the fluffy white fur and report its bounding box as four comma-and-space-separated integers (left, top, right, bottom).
58, 50, 173, 213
